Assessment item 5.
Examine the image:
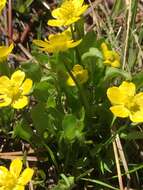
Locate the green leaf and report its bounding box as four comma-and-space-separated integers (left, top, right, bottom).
104, 67, 132, 81
81, 178, 119, 190
78, 31, 97, 55
21, 62, 42, 82
52, 175, 74, 190
31, 103, 49, 135
82, 47, 103, 61
62, 114, 84, 141
33, 81, 50, 102
14, 120, 33, 142
111, 0, 125, 17
120, 131, 143, 140
132, 71, 143, 89
47, 96, 56, 108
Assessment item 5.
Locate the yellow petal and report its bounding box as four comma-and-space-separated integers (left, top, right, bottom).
13, 185, 24, 190
107, 87, 127, 105
119, 81, 136, 97
111, 60, 120, 68
76, 70, 88, 84
73, 64, 83, 72
21, 79, 33, 95
33, 40, 49, 48
0, 76, 10, 86
101, 42, 108, 52
76, 5, 88, 16
110, 105, 130, 118
48, 19, 65, 27
67, 76, 76, 86
0, 166, 8, 185
65, 17, 80, 26
0, 0, 6, 13
18, 168, 34, 186
10, 158, 22, 179
51, 8, 62, 19
11, 70, 25, 87
134, 92, 143, 108
129, 110, 143, 123
67, 39, 82, 48
74, 0, 84, 7
0, 43, 14, 59
0, 94, 12, 107
12, 96, 29, 109
0, 166, 8, 175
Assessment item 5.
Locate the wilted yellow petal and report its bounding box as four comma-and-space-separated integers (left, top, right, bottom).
107, 87, 127, 105
119, 81, 135, 97
10, 158, 22, 179
18, 168, 34, 186
110, 105, 130, 118
12, 96, 29, 109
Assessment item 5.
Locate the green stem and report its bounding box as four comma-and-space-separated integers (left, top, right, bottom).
70, 25, 81, 64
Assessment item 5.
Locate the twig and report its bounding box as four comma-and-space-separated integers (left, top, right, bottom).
122, 0, 132, 70
88, 0, 101, 37
112, 140, 124, 190
17, 43, 38, 63
8, 0, 13, 41
0, 155, 38, 161
115, 134, 131, 188
112, 127, 124, 190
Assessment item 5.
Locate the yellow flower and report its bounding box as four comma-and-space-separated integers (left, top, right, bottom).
33, 29, 81, 53
67, 64, 88, 86
0, 43, 14, 62
0, 158, 34, 190
48, 0, 88, 26
0, 70, 33, 109
107, 81, 143, 122
0, 0, 6, 13
101, 42, 120, 68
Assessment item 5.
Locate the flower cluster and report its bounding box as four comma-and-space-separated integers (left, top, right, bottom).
33, 0, 88, 53
107, 81, 143, 122
0, 158, 34, 190
0, 70, 33, 109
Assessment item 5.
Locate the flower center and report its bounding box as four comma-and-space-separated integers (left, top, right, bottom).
0, 172, 16, 189
125, 97, 140, 113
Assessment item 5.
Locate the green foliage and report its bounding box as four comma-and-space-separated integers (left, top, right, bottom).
0, 0, 143, 189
